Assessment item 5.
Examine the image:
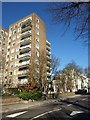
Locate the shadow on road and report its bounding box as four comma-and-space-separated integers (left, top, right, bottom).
72, 112, 90, 120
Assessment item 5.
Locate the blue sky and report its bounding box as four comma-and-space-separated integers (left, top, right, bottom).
2, 2, 88, 70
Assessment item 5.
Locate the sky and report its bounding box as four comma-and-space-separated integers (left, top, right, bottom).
2, 2, 88, 70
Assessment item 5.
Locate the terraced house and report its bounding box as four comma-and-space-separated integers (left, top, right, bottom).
1, 13, 51, 91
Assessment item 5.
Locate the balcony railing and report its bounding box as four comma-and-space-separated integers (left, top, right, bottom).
46, 50, 51, 55
18, 70, 29, 75
22, 19, 32, 28
46, 46, 51, 51
20, 37, 30, 41
19, 52, 31, 58
47, 72, 50, 76
21, 31, 31, 40
20, 44, 31, 50
18, 78, 28, 85
19, 60, 30, 66
21, 26, 31, 33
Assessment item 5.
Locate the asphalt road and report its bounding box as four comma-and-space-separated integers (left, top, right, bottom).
2, 95, 90, 120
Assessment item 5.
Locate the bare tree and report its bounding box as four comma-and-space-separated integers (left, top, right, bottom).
51, 55, 60, 79
48, 2, 89, 43
62, 61, 82, 92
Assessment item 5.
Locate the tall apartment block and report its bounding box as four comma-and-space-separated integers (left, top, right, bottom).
3, 13, 51, 88
0, 27, 8, 89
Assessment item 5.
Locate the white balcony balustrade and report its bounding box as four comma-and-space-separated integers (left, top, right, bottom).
20, 44, 31, 50
19, 79, 28, 84
19, 52, 31, 58
18, 70, 29, 75
19, 60, 30, 66
21, 31, 31, 36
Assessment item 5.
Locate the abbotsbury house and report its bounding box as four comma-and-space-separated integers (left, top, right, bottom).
0, 13, 51, 93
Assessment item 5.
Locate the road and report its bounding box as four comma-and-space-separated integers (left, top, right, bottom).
2, 95, 90, 120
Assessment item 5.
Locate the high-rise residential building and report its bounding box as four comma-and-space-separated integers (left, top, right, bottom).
3, 13, 51, 89
0, 27, 8, 89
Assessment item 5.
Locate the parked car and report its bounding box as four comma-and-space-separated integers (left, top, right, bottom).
75, 89, 87, 94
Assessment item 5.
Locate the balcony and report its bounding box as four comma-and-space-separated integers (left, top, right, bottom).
20, 44, 31, 49
46, 50, 51, 56
46, 40, 50, 46
47, 66, 50, 70
18, 78, 28, 85
18, 70, 29, 77
19, 56, 30, 62
19, 64, 29, 70
21, 26, 31, 33
47, 72, 50, 75
19, 60, 30, 66
21, 31, 31, 40
20, 45, 31, 54
19, 52, 31, 58
20, 38, 31, 46
46, 46, 51, 51
47, 55, 51, 61
47, 61, 51, 65
22, 19, 32, 28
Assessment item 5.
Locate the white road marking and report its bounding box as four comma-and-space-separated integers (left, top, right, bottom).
31, 108, 61, 120
6, 111, 28, 118
67, 104, 72, 106
70, 111, 84, 116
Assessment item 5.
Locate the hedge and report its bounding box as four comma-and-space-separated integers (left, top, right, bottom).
18, 91, 42, 101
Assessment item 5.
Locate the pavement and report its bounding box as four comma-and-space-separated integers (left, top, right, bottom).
1, 93, 89, 113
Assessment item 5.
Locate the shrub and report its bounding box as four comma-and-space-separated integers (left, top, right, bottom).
30, 91, 42, 100
18, 92, 31, 100
8, 88, 20, 95
18, 91, 42, 101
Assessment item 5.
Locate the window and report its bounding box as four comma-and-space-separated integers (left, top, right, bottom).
5, 32, 8, 36
36, 50, 39, 57
3, 43, 5, 46
13, 30, 16, 34
17, 55, 19, 58
15, 61, 18, 67
14, 25, 17, 29
14, 70, 17, 75
9, 79, 12, 83
18, 28, 21, 32
8, 48, 10, 51
7, 55, 9, 58
36, 29, 39, 35
15, 55, 18, 59
36, 23, 39, 29
1, 30, 4, 34
10, 27, 12, 31
12, 43, 15, 46
11, 55, 14, 60
35, 59, 39, 65
36, 18, 39, 23
29, 16, 32, 20
18, 23, 22, 27
11, 48, 14, 53
4, 37, 5, 40
10, 62, 13, 68
13, 36, 16, 40
36, 42, 39, 49
16, 47, 19, 52
9, 42, 11, 45
17, 34, 20, 38
9, 36, 11, 39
